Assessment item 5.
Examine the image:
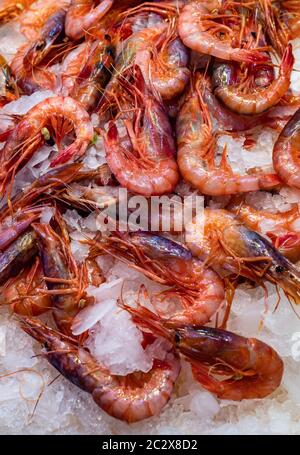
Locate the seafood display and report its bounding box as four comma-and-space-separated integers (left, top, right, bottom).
1, 0, 300, 433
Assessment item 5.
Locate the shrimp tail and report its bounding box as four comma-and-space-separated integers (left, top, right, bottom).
280, 43, 295, 75
50, 141, 87, 167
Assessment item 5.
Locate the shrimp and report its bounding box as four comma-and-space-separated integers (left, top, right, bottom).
123, 304, 283, 400
200, 73, 281, 132
19, 0, 71, 41
0, 257, 51, 316
136, 23, 190, 100
178, 1, 267, 63
176, 73, 280, 196
185, 208, 300, 304
33, 222, 84, 335
0, 55, 18, 107
98, 24, 167, 113
214, 44, 294, 114
65, 0, 114, 40
0, 230, 38, 285
0, 0, 34, 24
104, 68, 179, 196
21, 316, 181, 423
229, 196, 300, 262
273, 108, 300, 189
70, 36, 114, 112
0, 96, 94, 197
92, 231, 225, 325
11, 9, 68, 95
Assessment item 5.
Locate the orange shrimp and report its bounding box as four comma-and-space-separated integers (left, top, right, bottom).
135, 22, 190, 100
21, 316, 181, 423
176, 73, 281, 196
185, 208, 300, 303
178, 1, 267, 63
19, 0, 71, 40
229, 196, 300, 262
65, 0, 114, 40
124, 304, 283, 401
104, 68, 179, 196
92, 231, 225, 325
214, 44, 294, 114
273, 108, 300, 189
0, 257, 51, 316
0, 96, 94, 197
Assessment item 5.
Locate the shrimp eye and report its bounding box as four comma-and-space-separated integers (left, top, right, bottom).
174, 332, 180, 344
275, 265, 285, 274
35, 41, 45, 51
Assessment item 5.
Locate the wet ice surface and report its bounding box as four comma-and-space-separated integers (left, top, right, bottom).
1, 18, 300, 437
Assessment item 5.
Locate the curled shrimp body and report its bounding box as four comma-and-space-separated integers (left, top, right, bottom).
104, 69, 179, 196
19, 0, 71, 41
96, 231, 225, 325
214, 45, 294, 115
185, 208, 300, 303
124, 305, 283, 401
273, 108, 300, 189
229, 197, 300, 262
178, 1, 267, 63
0, 96, 94, 195
136, 28, 190, 100
21, 316, 181, 423
0, 55, 18, 107
65, 0, 114, 40
176, 74, 280, 196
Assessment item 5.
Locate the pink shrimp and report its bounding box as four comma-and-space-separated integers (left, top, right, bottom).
19, 0, 71, 40
178, 1, 267, 63
273, 107, 300, 189
104, 68, 179, 196
21, 316, 181, 423
65, 0, 114, 40
0, 96, 94, 197
214, 44, 294, 114
124, 304, 283, 401
176, 73, 281, 196
89, 231, 225, 326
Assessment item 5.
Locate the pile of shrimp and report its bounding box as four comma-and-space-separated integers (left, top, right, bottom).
1, 0, 300, 428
